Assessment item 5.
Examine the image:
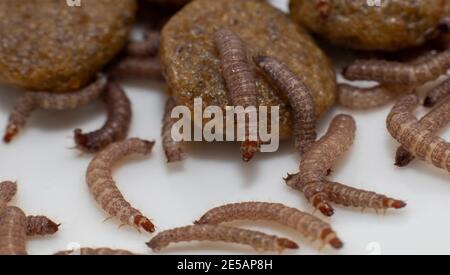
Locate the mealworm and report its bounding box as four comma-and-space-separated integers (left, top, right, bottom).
126, 30, 161, 57
54, 248, 135, 255
74, 82, 132, 153
255, 56, 316, 154
0, 181, 17, 211
147, 224, 299, 252
424, 78, 450, 107
395, 97, 450, 167
3, 74, 108, 143
108, 57, 164, 81
337, 84, 402, 110
86, 138, 156, 232
286, 114, 406, 216
162, 98, 186, 163
387, 94, 450, 172
26, 216, 60, 236
343, 48, 450, 85
214, 28, 260, 162
0, 207, 27, 255
195, 202, 342, 249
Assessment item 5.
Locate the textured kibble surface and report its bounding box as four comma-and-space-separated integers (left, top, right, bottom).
160, 0, 336, 139
0, 0, 136, 93
290, 0, 448, 51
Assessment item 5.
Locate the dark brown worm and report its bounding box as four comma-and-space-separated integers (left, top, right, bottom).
195, 202, 342, 249
0, 207, 27, 255
424, 78, 450, 107
287, 114, 406, 216
214, 28, 260, 162
343, 48, 450, 85
74, 82, 132, 153
387, 94, 450, 172
54, 248, 135, 255
162, 98, 186, 163
337, 84, 404, 110
26, 216, 60, 236
255, 56, 316, 155
86, 138, 156, 232
126, 30, 161, 57
3, 74, 108, 143
108, 57, 164, 81
395, 97, 450, 167
0, 181, 17, 211
147, 224, 299, 252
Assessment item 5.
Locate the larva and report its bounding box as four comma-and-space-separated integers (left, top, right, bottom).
255, 56, 316, 154
108, 57, 164, 81
54, 248, 135, 256
0, 181, 17, 211
214, 28, 260, 162
195, 202, 342, 249
26, 216, 60, 236
74, 82, 132, 153
337, 84, 401, 110
162, 98, 186, 163
86, 138, 156, 232
395, 97, 450, 167
147, 224, 299, 252
126, 30, 161, 57
343, 49, 450, 85
387, 94, 450, 172
287, 114, 406, 216
0, 207, 27, 255
3, 74, 108, 143
424, 78, 450, 107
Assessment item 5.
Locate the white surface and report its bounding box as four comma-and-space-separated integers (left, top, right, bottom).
0, 0, 449, 255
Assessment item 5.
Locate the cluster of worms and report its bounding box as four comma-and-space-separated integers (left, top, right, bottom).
285, 114, 406, 216
162, 98, 186, 163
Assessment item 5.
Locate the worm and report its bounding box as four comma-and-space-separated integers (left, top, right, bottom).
337, 84, 403, 110
147, 224, 299, 252
86, 138, 156, 232
74, 82, 132, 153
195, 202, 342, 249
0, 181, 17, 211
424, 78, 450, 107
387, 94, 450, 172
162, 98, 186, 163
343, 48, 450, 85
395, 97, 450, 167
286, 114, 406, 216
108, 57, 164, 81
54, 248, 135, 255
0, 207, 27, 255
214, 28, 260, 162
255, 56, 317, 155
26, 216, 60, 236
126, 30, 161, 57
3, 74, 108, 143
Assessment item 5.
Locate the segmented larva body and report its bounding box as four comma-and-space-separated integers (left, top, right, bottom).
337, 84, 402, 110
214, 28, 260, 162
0, 181, 17, 211
387, 94, 450, 172
162, 98, 186, 163
287, 114, 406, 216
255, 56, 316, 154
147, 224, 299, 252
86, 138, 156, 232
195, 202, 342, 249
74, 82, 132, 153
424, 78, 450, 107
109, 57, 164, 81
126, 30, 161, 57
3, 74, 108, 143
26, 216, 60, 236
54, 248, 135, 256
0, 207, 27, 255
343, 49, 450, 85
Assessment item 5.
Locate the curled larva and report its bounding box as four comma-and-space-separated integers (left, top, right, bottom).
86, 138, 156, 232
195, 202, 342, 249
424, 78, 450, 107
255, 56, 316, 154
3, 74, 108, 143
54, 248, 135, 255
0, 207, 27, 255
0, 181, 17, 211
26, 216, 60, 236
126, 30, 161, 57
387, 94, 450, 172
214, 28, 260, 162
74, 82, 132, 153
337, 84, 404, 110
343, 49, 450, 85
286, 114, 406, 216
147, 224, 299, 252
108, 57, 164, 81
162, 98, 186, 163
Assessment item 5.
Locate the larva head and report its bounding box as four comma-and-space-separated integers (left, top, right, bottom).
320, 228, 343, 249
73, 129, 88, 148
312, 196, 334, 217
241, 141, 260, 162
276, 238, 299, 251
395, 147, 415, 167
423, 96, 436, 108
3, 124, 18, 143
134, 215, 155, 233
283, 173, 300, 188
44, 219, 61, 235
383, 198, 407, 209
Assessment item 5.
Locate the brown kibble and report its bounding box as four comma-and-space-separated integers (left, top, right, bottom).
162, 98, 186, 163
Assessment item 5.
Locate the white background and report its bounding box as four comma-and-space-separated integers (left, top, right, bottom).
0, 0, 448, 255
